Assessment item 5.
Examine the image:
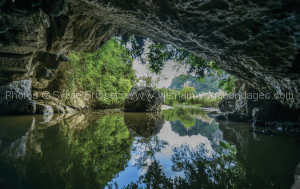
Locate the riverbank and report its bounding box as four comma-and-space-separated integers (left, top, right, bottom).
159, 89, 225, 109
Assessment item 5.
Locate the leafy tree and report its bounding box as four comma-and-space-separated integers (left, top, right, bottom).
169, 74, 221, 94
122, 35, 235, 93
179, 86, 195, 102
218, 75, 236, 94
180, 86, 195, 95
158, 87, 180, 106
138, 74, 167, 88
61, 37, 138, 106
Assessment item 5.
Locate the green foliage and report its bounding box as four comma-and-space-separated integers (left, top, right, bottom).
218, 75, 236, 94
158, 87, 221, 107
178, 86, 195, 103
158, 87, 181, 106
123, 36, 221, 77
138, 75, 166, 88
184, 95, 222, 107
169, 74, 221, 94
161, 107, 216, 129
59, 114, 134, 189
124, 35, 235, 93
62, 37, 137, 106
124, 37, 210, 76
180, 86, 195, 96
162, 108, 190, 126
219, 141, 238, 156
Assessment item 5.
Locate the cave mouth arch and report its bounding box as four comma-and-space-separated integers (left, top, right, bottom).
0, 0, 300, 122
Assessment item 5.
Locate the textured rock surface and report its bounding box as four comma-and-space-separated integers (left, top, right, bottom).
35, 96, 77, 114
124, 86, 164, 112
35, 104, 54, 115
0, 80, 35, 115
217, 80, 300, 123
66, 0, 300, 110
218, 95, 236, 113
292, 163, 300, 189
0, 0, 300, 117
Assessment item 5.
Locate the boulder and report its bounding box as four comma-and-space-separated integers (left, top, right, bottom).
292, 163, 300, 189
34, 96, 77, 114
64, 106, 78, 113
217, 81, 300, 123
36, 104, 54, 115
0, 80, 36, 115
124, 86, 164, 112
51, 104, 65, 113
218, 95, 236, 112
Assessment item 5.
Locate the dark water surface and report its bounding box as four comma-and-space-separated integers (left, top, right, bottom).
0, 107, 300, 189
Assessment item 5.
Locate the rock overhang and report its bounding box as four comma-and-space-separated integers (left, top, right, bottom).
0, 0, 299, 114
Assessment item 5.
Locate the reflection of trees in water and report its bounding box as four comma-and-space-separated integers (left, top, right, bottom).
1, 114, 134, 189
218, 120, 300, 188
162, 107, 215, 128
170, 119, 219, 141
217, 121, 249, 164
122, 143, 270, 189
60, 114, 134, 189
131, 136, 169, 169
106, 135, 169, 189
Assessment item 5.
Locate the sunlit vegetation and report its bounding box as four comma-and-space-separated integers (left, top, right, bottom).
169, 74, 221, 94
58, 35, 235, 109
61, 38, 138, 106
183, 91, 225, 107
60, 35, 234, 109
180, 86, 195, 98
158, 87, 180, 106
159, 86, 224, 108
218, 75, 236, 94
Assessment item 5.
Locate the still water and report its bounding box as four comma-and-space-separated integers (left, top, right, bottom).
0, 107, 300, 189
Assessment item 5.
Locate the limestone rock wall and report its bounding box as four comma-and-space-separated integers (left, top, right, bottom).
217, 80, 300, 123
67, 0, 300, 109
0, 80, 35, 115
0, 0, 300, 116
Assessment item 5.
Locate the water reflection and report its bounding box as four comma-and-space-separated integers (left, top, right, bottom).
0, 108, 299, 189
217, 120, 300, 189
123, 143, 250, 189
0, 113, 133, 189
109, 108, 226, 188
124, 113, 165, 137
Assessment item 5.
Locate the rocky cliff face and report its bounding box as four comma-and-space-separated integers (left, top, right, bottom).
0, 0, 300, 118
217, 80, 300, 124
0, 80, 35, 114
